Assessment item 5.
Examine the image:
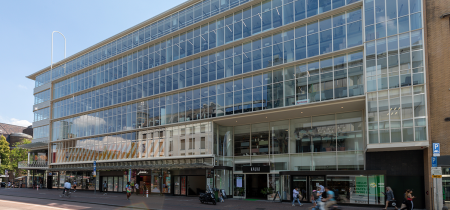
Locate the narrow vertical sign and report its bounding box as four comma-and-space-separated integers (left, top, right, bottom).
432, 157, 438, 167
433, 143, 440, 157
93, 161, 96, 177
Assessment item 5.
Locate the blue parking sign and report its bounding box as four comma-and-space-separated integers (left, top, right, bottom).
433, 143, 440, 157
432, 157, 438, 167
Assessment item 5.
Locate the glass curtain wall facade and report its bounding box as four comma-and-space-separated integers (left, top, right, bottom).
27, 0, 428, 204
214, 111, 364, 171
364, 0, 426, 144
51, 122, 213, 163
52, 51, 363, 140
35, 0, 361, 88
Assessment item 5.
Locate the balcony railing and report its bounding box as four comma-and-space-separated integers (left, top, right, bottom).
18, 161, 48, 169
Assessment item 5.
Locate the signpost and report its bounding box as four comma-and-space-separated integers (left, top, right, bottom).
431, 147, 442, 210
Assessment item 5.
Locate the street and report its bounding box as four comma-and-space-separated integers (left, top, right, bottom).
0, 188, 392, 210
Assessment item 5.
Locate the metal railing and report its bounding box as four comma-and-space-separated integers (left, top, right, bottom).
18, 161, 48, 169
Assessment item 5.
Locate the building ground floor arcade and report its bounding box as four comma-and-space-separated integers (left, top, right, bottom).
23, 98, 426, 208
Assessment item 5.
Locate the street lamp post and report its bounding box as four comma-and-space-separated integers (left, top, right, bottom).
51, 31, 67, 78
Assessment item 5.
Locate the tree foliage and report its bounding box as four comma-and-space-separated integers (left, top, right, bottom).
10, 139, 31, 176
0, 135, 11, 174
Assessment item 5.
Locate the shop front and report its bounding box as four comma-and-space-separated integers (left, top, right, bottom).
279, 170, 386, 205
135, 169, 171, 194
172, 168, 207, 196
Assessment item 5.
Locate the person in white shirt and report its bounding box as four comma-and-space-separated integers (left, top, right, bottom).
292, 187, 303, 206
63, 181, 71, 195
135, 183, 139, 195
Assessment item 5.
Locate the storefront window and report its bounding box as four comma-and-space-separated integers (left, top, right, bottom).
151, 171, 161, 193
234, 174, 245, 197
162, 171, 171, 193
251, 123, 269, 155
327, 175, 367, 204
215, 169, 232, 197
281, 175, 291, 200
368, 175, 385, 205
268, 174, 281, 200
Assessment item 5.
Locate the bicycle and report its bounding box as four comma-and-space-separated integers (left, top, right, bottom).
60, 189, 72, 198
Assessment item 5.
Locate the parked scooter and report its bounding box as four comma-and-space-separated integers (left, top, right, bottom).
199, 185, 216, 205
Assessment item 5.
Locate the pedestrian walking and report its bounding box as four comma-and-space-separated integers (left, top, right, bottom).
131, 180, 135, 193
322, 186, 337, 209
142, 182, 147, 197
73, 181, 77, 192
292, 187, 303, 206
7, 182, 11, 189
126, 182, 132, 200
309, 189, 320, 210
301, 189, 306, 201
103, 181, 108, 195
383, 186, 398, 209
135, 183, 139, 195
400, 189, 415, 210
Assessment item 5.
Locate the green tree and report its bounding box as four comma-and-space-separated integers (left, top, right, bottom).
0, 135, 11, 174
10, 139, 31, 177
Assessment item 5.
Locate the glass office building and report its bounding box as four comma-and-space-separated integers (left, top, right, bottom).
24, 0, 427, 207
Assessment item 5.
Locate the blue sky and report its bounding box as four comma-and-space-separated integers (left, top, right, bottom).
0, 0, 185, 127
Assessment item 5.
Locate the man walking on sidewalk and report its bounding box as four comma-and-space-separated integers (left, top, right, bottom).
292, 187, 303, 206
103, 181, 107, 195
135, 183, 139, 195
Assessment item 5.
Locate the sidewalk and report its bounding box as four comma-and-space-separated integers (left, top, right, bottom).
0, 188, 390, 210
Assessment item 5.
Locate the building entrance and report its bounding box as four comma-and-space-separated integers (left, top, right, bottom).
246, 174, 267, 199
187, 176, 206, 196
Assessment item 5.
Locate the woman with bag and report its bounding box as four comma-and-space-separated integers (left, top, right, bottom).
383, 186, 398, 209
126, 182, 132, 200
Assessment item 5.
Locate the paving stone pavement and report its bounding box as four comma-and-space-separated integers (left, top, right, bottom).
0, 188, 397, 210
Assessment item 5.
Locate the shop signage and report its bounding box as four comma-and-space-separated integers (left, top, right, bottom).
296, 99, 310, 105
137, 170, 148, 175
242, 166, 270, 173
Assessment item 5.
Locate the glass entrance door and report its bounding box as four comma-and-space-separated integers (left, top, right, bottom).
309, 176, 325, 197
174, 176, 186, 195
292, 176, 307, 201
174, 176, 181, 195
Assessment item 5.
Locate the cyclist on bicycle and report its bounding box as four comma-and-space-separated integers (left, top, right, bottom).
63, 180, 71, 195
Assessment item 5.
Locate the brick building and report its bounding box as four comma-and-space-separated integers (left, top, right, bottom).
425, 0, 450, 209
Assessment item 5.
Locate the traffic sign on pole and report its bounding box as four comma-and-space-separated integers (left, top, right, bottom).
432, 157, 438, 167
433, 143, 440, 157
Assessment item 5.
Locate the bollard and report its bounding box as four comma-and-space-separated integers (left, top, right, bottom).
146, 190, 148, 197
37, 184, 39, 191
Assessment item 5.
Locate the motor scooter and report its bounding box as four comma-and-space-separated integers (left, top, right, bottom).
199, 185, 216, 205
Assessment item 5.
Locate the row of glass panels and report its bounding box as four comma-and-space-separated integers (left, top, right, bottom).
35, 0, 255, 87
367, 85, 427, 143
51, 51, 364, 141
51, 47, 364, 120
36, 0, 361, 88
52, 122, 213, 163
52, 8, 363, 101
34, 107, 49, 122
215, 111, 363, 157
366, 30, 424, 92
